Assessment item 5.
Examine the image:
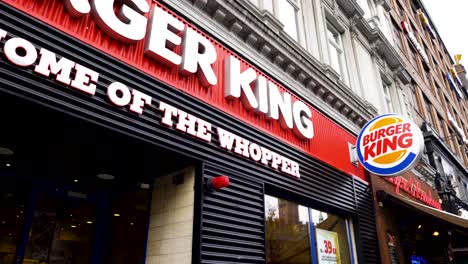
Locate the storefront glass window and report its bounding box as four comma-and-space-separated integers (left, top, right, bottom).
106, 189, 151, 264
265, 195, 354, 264
0, 180, 28, 264
265, 195, 311, 264
24, 192, 96, 264
18, 187, 153, 264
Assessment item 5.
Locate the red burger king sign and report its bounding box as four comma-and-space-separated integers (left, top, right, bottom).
357, 114, 424, 176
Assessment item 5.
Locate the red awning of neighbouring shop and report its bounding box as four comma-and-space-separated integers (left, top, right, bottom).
379, 191, 468, 230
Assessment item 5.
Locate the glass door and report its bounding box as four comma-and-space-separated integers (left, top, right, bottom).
0, 179, 28, 264
10, 182, 153, 264
22, 190, 97, 264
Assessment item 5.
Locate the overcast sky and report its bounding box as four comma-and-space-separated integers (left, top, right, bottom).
422, 0, 468, 64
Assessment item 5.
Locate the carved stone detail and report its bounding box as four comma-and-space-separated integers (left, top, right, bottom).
230, 22, 243, 35
213, 9, 226, 23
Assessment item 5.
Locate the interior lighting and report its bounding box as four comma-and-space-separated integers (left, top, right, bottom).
114, 213, 121, 217
0, 147, 14, 155
71, 225, 77, 228
97, 173, 115, 180
74, 179, 79, 183
5, 163, 11, 167
86, 221, 93, 224
433, 231, 439, 236
418, 225, 422, 229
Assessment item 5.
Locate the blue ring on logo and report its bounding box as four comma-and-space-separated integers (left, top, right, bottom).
356, 114, 418, 176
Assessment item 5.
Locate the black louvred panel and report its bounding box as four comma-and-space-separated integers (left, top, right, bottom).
354, 179, 381, 263
202, 164, 265, 264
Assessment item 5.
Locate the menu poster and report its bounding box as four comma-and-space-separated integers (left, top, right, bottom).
387, 232, 400, 264
316, 228, 341, 264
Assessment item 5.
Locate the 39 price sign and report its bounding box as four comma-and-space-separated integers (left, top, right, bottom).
316, 229, 341, 264
323, 239, 337, 254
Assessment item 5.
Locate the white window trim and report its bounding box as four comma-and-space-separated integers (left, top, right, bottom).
382, 81, 394, 113
250, 0, 307, 46
327, 23, 350, 85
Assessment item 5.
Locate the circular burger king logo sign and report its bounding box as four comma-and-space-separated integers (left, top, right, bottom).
356, 114, 424, 176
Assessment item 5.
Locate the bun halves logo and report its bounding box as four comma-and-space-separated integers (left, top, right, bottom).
357, 114, 424, 176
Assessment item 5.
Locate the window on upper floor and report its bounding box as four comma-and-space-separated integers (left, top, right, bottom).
437, 114, 447, 139
407, 41, 419, 69
250, 0, 305, 43
407, 82, 417, 107
278, 0, 301, 40
410, 0, 422, 23
424, 68, 431, 85
407, 82, 424, 120
423, 44, 431, 68
434, 81, 442, 101
392, 21, 403, 52
382, 81, 394, 113
448, 127, 457, 152
410, 21, 419, 36
357, 0, 373, 18
445, 97, 453, 116
396, 0, 405, 18
440, 69, 446, 87
424, 96, 434, 127
327, 24, 349, 84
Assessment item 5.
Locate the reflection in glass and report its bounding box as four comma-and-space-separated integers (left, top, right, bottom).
265, 195, 354, 264
265, 195, 311, 264
312, 209, 352, 264
0, 184, 27, 264
24, 193, 96, 264
106, 189, 151, 264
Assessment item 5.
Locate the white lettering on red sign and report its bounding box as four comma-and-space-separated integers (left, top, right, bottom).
225, 55, 314, 139
0, 27, 301, 179
61, 1, 314, 140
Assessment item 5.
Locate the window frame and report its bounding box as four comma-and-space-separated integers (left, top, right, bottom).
251, 0, 306, 45
326, 23, 350, 85
382, 81, 394, 113
264, 194, 358, 264
274, 0, 301, 41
